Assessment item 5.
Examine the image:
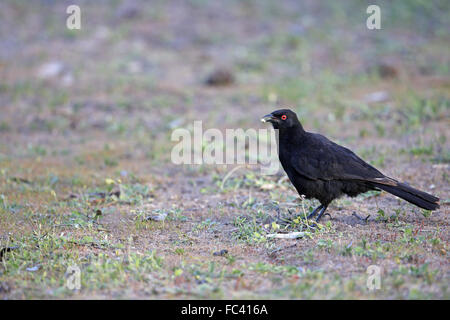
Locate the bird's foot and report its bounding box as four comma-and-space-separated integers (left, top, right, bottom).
314, 205, 329, 222
300, 205, 323, 220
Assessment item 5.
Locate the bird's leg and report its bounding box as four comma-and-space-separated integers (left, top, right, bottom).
305, 205, 323, 219
315, 205, 329, 222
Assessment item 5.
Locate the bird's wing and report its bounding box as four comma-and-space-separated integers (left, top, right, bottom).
290, 133, 396, 185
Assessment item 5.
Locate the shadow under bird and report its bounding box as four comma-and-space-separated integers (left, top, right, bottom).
261, 109, 440, 222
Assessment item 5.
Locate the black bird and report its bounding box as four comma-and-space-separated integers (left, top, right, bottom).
262, 109, 440, 222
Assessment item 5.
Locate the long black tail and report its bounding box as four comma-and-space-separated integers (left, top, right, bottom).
372, 181, 440, 211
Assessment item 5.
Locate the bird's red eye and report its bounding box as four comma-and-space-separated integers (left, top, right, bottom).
281, 115, 287, 120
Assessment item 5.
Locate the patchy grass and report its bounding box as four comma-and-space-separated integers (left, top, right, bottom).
0, 0, 449, 299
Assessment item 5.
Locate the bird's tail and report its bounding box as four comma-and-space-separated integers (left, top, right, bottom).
371, 181, 440, 211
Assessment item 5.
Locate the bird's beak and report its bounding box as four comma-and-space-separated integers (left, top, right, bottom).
261, 114, 276, 123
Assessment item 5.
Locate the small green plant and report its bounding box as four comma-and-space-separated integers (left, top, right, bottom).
232, 216, 267, 244
421, 209, 432, 218
193, 219, 218, 232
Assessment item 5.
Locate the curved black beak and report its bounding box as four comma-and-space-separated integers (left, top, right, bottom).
261, 113, 276, 123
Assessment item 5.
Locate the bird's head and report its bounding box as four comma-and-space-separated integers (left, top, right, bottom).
261, 109, 301, 130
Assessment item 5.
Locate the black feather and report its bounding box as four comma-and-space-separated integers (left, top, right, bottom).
372, 182, 439, 211
263, 108, 440, 221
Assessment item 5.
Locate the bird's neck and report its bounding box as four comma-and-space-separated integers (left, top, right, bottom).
278, 124, 306, 144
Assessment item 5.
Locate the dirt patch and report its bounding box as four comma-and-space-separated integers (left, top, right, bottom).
0, 0, 448, 299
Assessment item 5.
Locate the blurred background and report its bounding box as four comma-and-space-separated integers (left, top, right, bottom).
1, 1, 448, 163
0, 0, 449, 300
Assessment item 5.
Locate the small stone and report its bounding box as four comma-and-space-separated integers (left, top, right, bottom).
145, 212, 167, 222
37, 62, 65, 79
205, 68, 234, 86
377, 63, 398, 79
364, 91, 389, 103
260, 183, 275, 190
213, 249, 228, 256
26, 265, 40, 272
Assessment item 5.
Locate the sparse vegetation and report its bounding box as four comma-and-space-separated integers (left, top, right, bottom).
0, 0, 448, 299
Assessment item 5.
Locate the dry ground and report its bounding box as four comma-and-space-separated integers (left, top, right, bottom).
0, 0, 449, 299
